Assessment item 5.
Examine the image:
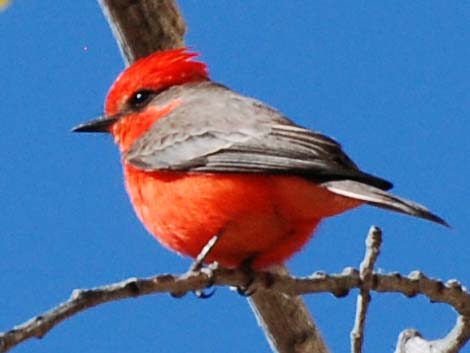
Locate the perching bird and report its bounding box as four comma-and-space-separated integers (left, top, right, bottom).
73, 48, 447, 269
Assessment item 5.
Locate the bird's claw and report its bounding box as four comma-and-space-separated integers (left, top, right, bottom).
170, 270, 216, 299
193, 267, 217, 298
234, 259, 257, 296
236, 283, 256, 297
194, 287, 216, 299
192, 263, 217, 299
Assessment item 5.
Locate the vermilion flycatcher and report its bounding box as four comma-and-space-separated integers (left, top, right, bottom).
73, 49, 447, 269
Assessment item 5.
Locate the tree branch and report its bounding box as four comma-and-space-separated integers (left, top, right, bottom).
351, 226, 382, 353
249, 266, 330, 353
98, 0, 185, 64
1, 263, 470, 353
394, 316, 470, 353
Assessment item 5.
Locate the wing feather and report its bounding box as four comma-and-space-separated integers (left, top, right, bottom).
123, 82, 448, 225
322, 180, 449, 226
126, 82, 391, 189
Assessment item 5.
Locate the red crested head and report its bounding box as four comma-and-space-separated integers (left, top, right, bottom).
104, 48, 209, 117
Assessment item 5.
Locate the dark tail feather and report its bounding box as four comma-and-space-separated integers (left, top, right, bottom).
321, 180, 449, 227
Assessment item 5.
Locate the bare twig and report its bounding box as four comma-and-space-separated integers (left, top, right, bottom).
437, 315, 470, 353
394, 316, 470, 353
188, 235, 220, 272
351, 226, 382, 353
2, 265, 470, 353
394, 330, 432, 353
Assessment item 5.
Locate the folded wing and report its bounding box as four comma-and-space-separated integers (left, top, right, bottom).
126, 82, 446, 225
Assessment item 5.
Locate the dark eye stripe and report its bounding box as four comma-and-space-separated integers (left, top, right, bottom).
128, 90, 155, 109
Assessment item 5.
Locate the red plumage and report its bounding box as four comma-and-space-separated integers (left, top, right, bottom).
73, 48, 447, 269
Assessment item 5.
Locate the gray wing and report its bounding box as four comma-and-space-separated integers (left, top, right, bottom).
125, 82, 447, 226
125, 82, 392, 190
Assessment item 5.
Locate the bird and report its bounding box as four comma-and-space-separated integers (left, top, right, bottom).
73, 48, 447, 270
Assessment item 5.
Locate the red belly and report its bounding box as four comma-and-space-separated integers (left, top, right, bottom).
124, 164, 362, 269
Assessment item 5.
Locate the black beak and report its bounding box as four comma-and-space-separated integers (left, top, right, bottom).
71, 116, 118, 133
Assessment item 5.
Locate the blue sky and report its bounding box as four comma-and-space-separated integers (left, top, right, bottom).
1, 2, 469, 353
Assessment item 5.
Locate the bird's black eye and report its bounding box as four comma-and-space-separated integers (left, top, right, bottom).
128, 90, 155, 109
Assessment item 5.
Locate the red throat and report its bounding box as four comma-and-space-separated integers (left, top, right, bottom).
111, 99, 182, 153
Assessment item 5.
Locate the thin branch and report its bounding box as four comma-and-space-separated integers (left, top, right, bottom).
2, 265, 470, 353
394, 330, 430, 353
351, 226, 382, 353
437, 316, 470, 353
394, 316, 470, 353
189, 235, 220, 272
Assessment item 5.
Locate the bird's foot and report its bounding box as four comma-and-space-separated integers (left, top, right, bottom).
193, 264, 218, 299
170, 264, 218, 299
174, 235, 220, 299
234, 258, 258, 297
